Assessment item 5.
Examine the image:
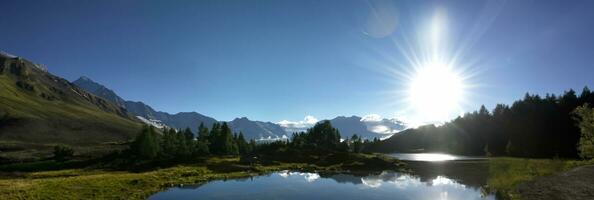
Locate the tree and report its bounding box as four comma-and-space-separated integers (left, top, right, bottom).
351, 134, 363, 153
236, 132, 250, 154
210, 123, 239, 155
197, 122, 210, 142
505, 140, 514, 156
192, 140, 210, 156
306, 120, 341, 150
53, 145, 74, 161
131, 125, 160, 159
573, 103, 594, 159
484, 144, 492, 157
183, 127, 194, 141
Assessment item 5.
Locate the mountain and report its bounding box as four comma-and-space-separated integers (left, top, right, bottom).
72, 76, 127, 108
330, 116, 381, 139
125, 101, 219, 132
0, 52, 141, 161
360, 117, 406, 137
73, 77, 219, 133
228, 117, 288, 140
158, 112, 218, 133
71, 77, 404, 141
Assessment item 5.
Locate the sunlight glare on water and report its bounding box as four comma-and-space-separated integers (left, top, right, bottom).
413, 153, 456, 161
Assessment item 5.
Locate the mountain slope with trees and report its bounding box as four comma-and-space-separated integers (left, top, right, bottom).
372, 88, 594, 158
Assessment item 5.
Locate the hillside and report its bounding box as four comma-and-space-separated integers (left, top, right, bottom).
0, 53, 141, 162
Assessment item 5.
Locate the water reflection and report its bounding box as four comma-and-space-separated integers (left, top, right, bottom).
390, 153, 485, 162
278, 171, 320, 182
149, 170, 495, 200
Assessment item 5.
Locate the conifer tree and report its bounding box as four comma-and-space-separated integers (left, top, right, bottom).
131, 125, 160, 159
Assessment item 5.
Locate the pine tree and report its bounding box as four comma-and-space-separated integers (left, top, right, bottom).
351, 134, 363, 153
198, 122, 209, 142
236, 132, 249, 154
131, 126, 160, 159
210, 123, 239, 155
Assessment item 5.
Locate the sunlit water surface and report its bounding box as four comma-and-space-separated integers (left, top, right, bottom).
389, 153, 486, 161
149, 170, 494, 200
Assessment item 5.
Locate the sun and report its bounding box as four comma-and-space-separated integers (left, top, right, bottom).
401, 10, 469, 124
407, 62, 465, 122
368, 8, 475, 126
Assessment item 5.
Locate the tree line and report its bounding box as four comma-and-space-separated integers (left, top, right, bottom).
129, 122, 257, 160
371, 87, 594, 158
128, 120, 382, 161
250, 120, 381, 157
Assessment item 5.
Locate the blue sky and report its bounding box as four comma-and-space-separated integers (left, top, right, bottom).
1, 0, 594, 124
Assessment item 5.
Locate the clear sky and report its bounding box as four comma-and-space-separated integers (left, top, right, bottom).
1, 0, 594, 124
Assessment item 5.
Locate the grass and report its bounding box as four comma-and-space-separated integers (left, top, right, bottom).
0, 154, 406, 199
485, 157, 594, 200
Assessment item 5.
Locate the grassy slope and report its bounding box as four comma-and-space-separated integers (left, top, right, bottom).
0, 60, 141, 161
0, 76, 139, 143
0, 154, 406, 199
486, 157, 594, 200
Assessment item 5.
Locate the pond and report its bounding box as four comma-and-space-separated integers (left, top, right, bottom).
149, 170, 495, 200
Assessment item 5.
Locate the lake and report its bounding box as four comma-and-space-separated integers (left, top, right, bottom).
149, 154, 494, 200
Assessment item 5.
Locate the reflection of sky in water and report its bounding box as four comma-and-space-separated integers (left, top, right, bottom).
278, 170, 320, 182
149, 171, 495, 200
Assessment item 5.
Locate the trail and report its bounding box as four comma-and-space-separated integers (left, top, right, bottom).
518, 165, 594, 200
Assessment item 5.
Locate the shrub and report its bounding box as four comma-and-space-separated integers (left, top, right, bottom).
53, 145, 74, 161
573, 104, 594, 159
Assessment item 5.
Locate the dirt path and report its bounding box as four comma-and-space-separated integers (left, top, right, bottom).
517, 165, 594, 200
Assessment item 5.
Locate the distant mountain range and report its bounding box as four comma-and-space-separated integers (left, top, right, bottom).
72, 76, 286, 140
73, 76, 406, 140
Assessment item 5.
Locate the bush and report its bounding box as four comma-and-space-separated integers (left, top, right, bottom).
53, 145, 74, 161
573, 104, 594, 159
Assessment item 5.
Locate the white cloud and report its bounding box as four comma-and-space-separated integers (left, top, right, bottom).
371, 125, 390, 134
360, 114, 408, 135
277, 115, 319, 132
